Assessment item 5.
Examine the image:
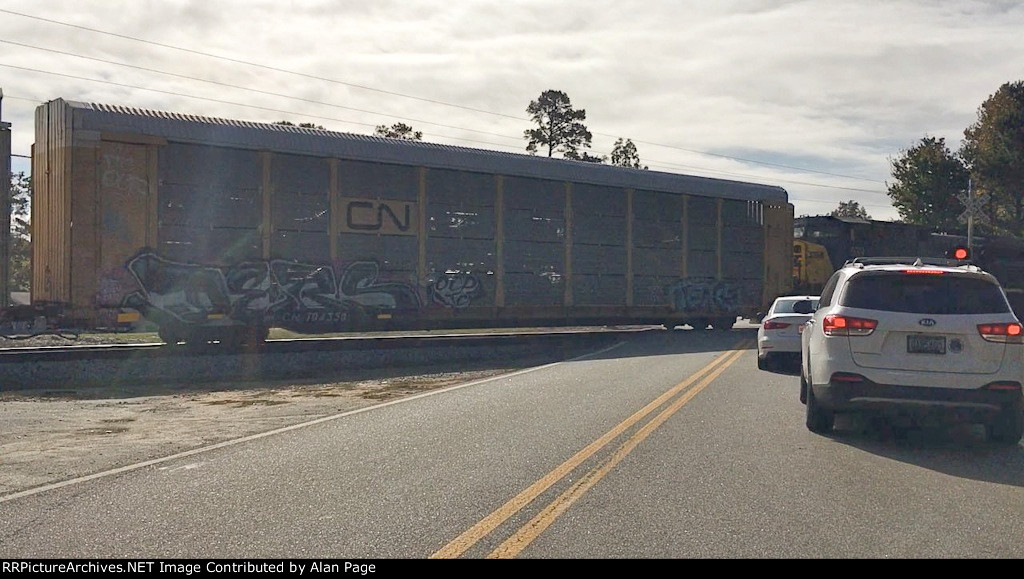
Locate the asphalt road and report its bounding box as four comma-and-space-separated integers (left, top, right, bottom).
1, 326, 1022, 558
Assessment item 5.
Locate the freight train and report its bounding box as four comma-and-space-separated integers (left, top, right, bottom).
6, 97, 795, 345
791, 216, 1024, 311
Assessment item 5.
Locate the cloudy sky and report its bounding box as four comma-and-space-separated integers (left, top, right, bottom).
2, 0, 1023, 221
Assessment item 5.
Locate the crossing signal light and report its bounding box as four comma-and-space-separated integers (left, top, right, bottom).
948, 246, 970, 260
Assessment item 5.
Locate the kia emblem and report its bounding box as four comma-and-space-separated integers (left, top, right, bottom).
919, 318, 937, 327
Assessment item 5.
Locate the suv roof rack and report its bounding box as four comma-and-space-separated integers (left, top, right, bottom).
843, 256, 975, 268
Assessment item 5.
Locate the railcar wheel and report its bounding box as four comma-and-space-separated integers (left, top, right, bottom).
713, 317, 734, 330
158, 325, 185, 346
241, 326, 270, 350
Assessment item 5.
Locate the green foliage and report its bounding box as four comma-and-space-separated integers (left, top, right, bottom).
830, 200, 871, 220
610, 138, 647, 169
887, 136, 969, 231
274, 120, 327, 130
524, 90, 593, 158
8, 172, 31, 291
374, 123, 423, 141
566, 150, 606, 163
960, 80, 1024, 236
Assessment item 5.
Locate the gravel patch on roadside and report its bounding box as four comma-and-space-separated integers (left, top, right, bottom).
0, 358, 552, 497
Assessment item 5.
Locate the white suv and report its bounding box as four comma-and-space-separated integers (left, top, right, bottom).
799, 257, 1024, 443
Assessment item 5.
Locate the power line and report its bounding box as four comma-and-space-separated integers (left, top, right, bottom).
0, 19, 896, 205
0, 39, 524, 144
0, 8, 887, 186
638, 156, 889, 196
630, 138, 886, 184
4, 60, 892, 197
0, 66, 531, 152
0, 8, 524, 121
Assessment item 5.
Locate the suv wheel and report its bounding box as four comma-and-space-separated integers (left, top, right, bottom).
805, 384, 834, 434
757, 354, 769, 371
799, 372, 808, 404
986, 401, 1024, 445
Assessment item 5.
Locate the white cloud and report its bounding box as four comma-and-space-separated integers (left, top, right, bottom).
2, 0, 1023, 221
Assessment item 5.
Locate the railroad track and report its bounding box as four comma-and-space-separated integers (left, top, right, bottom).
0, 327, 652, 390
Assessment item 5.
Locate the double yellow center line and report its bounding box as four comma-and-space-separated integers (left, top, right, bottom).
431, 339, 752, 558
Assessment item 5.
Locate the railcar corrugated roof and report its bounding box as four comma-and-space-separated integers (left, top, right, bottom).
60, 99, 788, 203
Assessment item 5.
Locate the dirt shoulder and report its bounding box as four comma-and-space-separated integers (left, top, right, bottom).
0, 327, 643, 497
0, 361, 538, 497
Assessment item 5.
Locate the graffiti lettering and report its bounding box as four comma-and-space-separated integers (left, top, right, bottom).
429, 273, 484, 308
666, 279, 743, 313
339, 261, 421, 310
120, 250, 441, 336
100, 148, 148, 197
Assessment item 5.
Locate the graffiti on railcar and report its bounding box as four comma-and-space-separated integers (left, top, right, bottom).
666, 279, 743, 313
428, 272, 484, 308
117, 250, 487, 331
122, 252, 233, 323
96, 266, 141, 308
337, 261, 421, 310
100, 145, 149, 198
222, 261, 286, 323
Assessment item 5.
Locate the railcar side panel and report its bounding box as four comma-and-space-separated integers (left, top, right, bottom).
762, 201, 795, 311
95, 140, 152, 328
632, 189, 684, 310
570, 182, 627, 307
158, 143, 263, 265
31, 100, 73, 308
502, 176, 565, 308
424, 167, 497, 310
271, 153, 331, 263
29, 98, 794, 340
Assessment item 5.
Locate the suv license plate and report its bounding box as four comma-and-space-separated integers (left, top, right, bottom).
907, 334, 946, 354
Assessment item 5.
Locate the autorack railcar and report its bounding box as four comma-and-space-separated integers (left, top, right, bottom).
30, 98, 794, 345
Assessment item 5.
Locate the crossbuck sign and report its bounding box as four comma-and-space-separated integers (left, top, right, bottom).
958, 191, 990, 225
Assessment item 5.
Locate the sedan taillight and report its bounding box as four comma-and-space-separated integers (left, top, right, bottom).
977, 322, 1024, 344
762, 321, 791, 330
822, 314, 877, 336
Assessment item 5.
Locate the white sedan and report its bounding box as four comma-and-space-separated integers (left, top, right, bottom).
757, 295, 819, 370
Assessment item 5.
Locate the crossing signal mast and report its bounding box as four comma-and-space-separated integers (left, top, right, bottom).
957, 179, 988, 256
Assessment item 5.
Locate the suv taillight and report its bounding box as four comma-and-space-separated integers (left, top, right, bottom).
763, 321, 790, 330
977, 322, 1024, 344
822, 314, 877, 336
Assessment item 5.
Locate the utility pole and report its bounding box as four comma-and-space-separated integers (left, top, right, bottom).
0, 87, 11, 308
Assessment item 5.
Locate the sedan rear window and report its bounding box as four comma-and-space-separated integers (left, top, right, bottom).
841, 273, 1010, 315
773, 299, 819, 314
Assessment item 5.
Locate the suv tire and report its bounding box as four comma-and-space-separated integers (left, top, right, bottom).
986, 401, 1024, 445
805, 384, 834, 434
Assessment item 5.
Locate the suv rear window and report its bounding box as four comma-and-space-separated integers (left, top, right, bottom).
840, 272, 1010, 315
